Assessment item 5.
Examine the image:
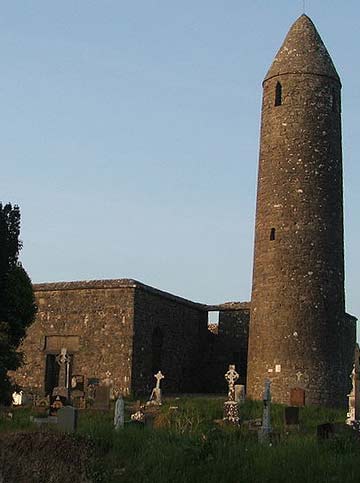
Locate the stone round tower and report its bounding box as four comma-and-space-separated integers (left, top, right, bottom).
247, 15, 347, 406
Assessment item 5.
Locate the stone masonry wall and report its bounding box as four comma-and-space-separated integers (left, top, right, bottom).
13, 280, 136, 396
132, 286, 208, 395
203, 304, 250, 393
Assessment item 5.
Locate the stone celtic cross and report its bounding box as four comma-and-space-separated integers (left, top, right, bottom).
56, 347, 71, 388
154, 371, 165, 390
225, 365, 239, 401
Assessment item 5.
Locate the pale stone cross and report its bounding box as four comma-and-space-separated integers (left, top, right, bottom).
225, 365, 239, 401
56, 347, 71, 388
154, 371, 165, 390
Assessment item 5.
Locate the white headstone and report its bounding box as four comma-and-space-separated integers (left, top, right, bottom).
147, 371, 165, 406
114, 396, 125, 430
12, 391, 23, 406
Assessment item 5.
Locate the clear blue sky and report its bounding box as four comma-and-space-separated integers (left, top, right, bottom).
1, 2, 359, 330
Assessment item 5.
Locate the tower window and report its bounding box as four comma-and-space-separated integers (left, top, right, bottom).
270, 228, 276, 241
275, 82, 282, 106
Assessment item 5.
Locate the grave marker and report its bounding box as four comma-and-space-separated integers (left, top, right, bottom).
57, 406, 77, 433
114, 396, 124, 430
284, 406, 300, 428
258, 379, 272, 443
223, 365, 240, 424
93, 385, 110, 410
147, 371, 165, 406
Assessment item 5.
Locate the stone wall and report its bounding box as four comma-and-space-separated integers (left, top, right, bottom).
204, 303, 250, 393
132, 285, 208, 394
13, 279, 211, 397
13, 280, 136, 396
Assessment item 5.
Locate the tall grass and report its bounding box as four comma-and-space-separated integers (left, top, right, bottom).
1, 398, 357, 482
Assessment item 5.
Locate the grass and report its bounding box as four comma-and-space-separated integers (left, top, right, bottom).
1, 397, 359, 482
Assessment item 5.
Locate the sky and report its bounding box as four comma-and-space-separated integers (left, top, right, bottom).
1, 1, 360, 332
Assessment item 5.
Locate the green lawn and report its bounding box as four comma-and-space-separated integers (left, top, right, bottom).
1, 397, 359, 483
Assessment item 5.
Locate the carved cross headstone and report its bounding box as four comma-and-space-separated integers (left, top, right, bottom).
114, 396, 124, 430
259, 379, 272, 443
223, 365, 240, 425
56, 347, 71, 388
148, 371, 165, 406
224, 364, 239, 401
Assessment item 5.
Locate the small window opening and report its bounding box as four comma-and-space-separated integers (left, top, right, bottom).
270, 228, 276, 241
275, 82, 282, 106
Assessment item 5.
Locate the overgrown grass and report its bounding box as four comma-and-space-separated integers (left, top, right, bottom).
1, 398, 358, 482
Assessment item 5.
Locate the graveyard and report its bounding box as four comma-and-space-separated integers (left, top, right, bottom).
1, 368, 360, 483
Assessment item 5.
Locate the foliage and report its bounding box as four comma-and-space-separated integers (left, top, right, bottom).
0, 203, 36, 404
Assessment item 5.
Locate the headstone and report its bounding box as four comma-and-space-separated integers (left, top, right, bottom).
346, 365, 357, 425
284, 406, 300, 427
258, 379, 272, 443
235, 385, 245, 404
130, 410, 145, 423
51, 347, 71, 408
147, 371, 165, 406
56, 347, 71, 388
114, 396, 124, 430
290, 387, 305, 407
57, 406, 77, 433
93, 385, 110, 410
223, 364, 240, 425
12, 391, 23, 406
103, 371, 115, 400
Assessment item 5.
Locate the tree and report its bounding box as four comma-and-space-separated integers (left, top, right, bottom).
0, 203, 36, 404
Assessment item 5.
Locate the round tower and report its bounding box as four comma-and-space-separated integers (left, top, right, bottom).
247, 15, 347, 406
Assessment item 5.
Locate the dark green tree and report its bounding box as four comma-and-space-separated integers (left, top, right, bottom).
0, 203, 36, 404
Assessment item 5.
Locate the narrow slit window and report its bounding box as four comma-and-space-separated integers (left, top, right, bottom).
270, 228, 276, 241
275, 82, 282, 106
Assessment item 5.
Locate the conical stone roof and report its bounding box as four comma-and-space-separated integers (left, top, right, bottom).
264, 15, 340, 84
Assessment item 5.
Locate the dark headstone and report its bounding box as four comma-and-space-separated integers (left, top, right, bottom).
284, 406, 300, 426
87, 377, 100, 386
57, 406, 77, 433
93, 385, 110, 410
290, 387, 305, 407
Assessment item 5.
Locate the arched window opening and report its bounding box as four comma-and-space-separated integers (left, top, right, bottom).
275, 82, 282, 106
270, 228, 276, 241
152, 327, 163, 373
